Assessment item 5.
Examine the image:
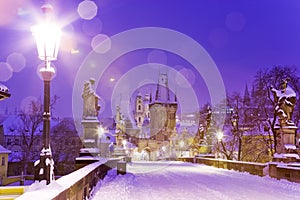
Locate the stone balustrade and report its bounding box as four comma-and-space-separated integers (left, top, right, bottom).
178, 157, 300, 183
16, 158, 119, 200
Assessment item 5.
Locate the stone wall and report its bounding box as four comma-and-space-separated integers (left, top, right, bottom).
17, 158, 120, 200
178, 157, 300, 183
193, 157, 267, 176
269, 162, 300, 183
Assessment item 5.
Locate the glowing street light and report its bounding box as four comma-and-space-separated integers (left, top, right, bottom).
216, 131, 223, 142
179, 140, 184, 157
31, 3, 61, 185
122, 139, 127, 149
216, 131, 224, 159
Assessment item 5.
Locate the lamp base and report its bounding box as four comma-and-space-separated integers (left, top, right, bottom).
34, 147, 55, 185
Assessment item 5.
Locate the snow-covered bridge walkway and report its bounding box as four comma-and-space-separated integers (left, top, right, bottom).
91, 161, 300, 200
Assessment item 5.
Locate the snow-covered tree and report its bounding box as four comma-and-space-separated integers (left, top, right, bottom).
51, 118, 82, 175
252, 65, 300, 153
15, 99, 43, 174
10, 96, 58, 174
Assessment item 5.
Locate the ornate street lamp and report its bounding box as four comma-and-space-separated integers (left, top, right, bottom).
230, 109, 242, 161
31, 3, 61, 185
216, 131, 223, 142
216, 131, 223, 159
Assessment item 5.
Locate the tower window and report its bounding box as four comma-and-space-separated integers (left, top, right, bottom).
138, 117, 142, 123
138, 105, 141, 111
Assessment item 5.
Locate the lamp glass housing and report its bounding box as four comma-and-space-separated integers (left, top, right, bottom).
31, 23, 61, 61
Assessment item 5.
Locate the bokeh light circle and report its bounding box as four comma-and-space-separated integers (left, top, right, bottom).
147, 50, 168, 65
77, 0, 98, 20
20, 96, 38, 113
209, 28, 229, 48
0, 62, 13, 82
225, 12, 246, 32
6, 52, 26, 72
91, 34, 111, 54
175, 67, 196, 88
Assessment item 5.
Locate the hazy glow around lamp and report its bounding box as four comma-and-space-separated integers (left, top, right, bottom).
216, 131, 223, 142
31, 4, 61, 65
32, 24, 61, 62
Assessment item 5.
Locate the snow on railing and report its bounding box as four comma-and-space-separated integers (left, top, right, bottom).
179, 156, 300, 184
16, 158, 120, 200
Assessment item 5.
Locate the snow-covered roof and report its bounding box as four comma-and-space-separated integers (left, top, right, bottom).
284, 144, 297, 150
0, 145, 11, 154
0, 83, 11, 100
0, 83, 9, 93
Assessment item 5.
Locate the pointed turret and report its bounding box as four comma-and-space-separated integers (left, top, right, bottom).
154, 73, 170, 102
243, 84, 251, 107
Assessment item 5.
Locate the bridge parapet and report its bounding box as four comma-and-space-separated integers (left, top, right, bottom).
178, 157, 300, 183
188, 157, 267, 176
16, 158, 120, 200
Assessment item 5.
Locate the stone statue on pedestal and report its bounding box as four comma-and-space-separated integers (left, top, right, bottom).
82, 78, 100, 119
81, 78, 100, 149
270, 78, 297, 126
270, 78, 298, 156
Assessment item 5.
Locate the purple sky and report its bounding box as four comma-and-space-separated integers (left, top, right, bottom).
0, 0, 300, 119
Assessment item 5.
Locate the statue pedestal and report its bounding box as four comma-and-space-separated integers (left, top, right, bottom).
112, 147, 126, 158
81, 116, 100, 148
76, 116, 101, 169
273, 125, 298, 162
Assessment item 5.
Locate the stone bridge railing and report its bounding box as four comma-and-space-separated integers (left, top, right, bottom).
179, 157, 300, 183
16, 158, 120, 200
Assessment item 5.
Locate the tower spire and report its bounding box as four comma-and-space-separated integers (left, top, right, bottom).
243, 84, 250, 106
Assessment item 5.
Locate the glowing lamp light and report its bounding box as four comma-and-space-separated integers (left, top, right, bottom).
179, 140, 184, 148
31, 3, 61, 62
216, 131, 223, 141
98, 126, 104, 136
31, 23, 61, 61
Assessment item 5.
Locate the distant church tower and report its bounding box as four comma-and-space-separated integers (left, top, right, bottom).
143, 93, 150, 120
134, 92, 144, 129
243, 84, 251, 107
149, 73, 177, 141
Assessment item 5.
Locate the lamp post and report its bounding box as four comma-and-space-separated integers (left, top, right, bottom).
231, 109, 241, 161
216, 131, 223, 159
31, 3, 61, 185
179, 140, 184, 157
